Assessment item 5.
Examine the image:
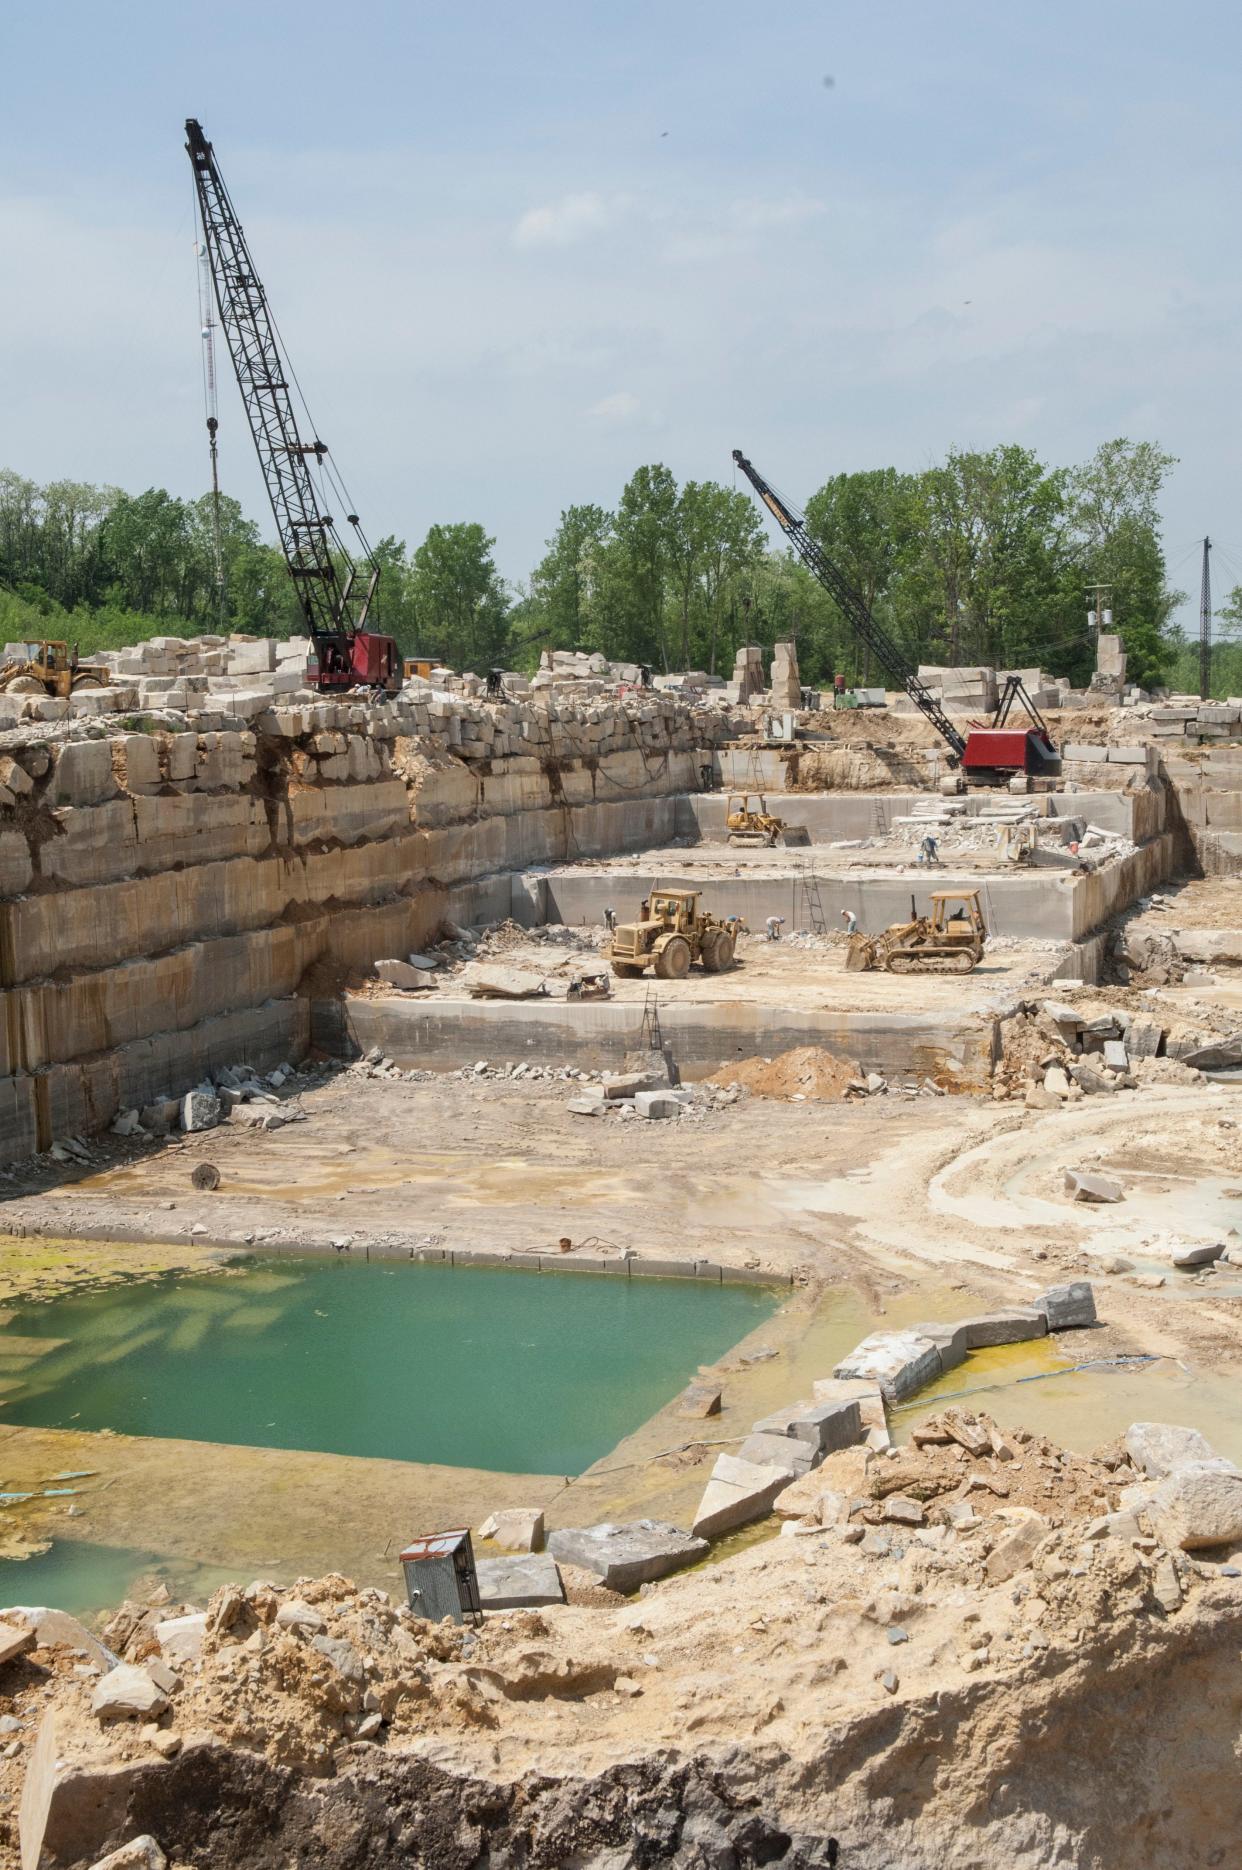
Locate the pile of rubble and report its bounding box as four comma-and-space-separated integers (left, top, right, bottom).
992, 991, 1241, 1104
7, 1405, 1242, 1867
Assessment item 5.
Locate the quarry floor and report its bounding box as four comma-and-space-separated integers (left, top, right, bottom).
1, 1065, 1240, 1604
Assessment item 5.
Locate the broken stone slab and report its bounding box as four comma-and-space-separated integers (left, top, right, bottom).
812, 1376, 888, 1444
1150, 1554, 1183, 1613
476, 1508, 544, 1553
476, 1553, 565, 1610
1064, 1168, 1123, 1203
1034, 1281, 1097, 1331
1123, 1422, 1234, 1479
0, 1618, 36, 1666
633, 1091, 684, 1120
375, 959, 434, 991
91, 1665, 169, 1721
960, 1309, 1047, 1349
1181, 1032, 1242, 1071
1149, 1463, 1242, 1551
1126, 1015, 1163, 1059
737, 1432, 817, 1476
87, 1838, 168, 1870
1043, 1066, 1071, 1098
153, 1613, 207, 1665
882, 1495, 925, 1527
601, 1072, 660, 1100
1102, 1039, 1129, 1072
546, 1520, 707, 1591
690, 1454, 793, 1540
404, 952, 442, 970
676, 1382, 722, 1418
833, 1332, 943, 1403
750, 1397, 863, 1454
1166, 1238, 1225, 1269
567, 1097, 605, 1117
906, 1320, 969, 1371
984, 1510, 1048, 1582
180, 1089, 220, 1134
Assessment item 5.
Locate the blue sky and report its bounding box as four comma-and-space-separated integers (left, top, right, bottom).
3, 1, 1241, 620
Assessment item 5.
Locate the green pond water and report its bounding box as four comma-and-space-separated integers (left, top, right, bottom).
0, 1257, 778, 1475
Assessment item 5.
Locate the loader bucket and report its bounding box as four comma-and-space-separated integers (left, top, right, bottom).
844, 935, 876, 972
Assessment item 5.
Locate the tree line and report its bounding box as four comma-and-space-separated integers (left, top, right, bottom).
1, 444, 1237, 694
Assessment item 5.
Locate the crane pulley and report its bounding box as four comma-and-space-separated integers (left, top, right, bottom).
186, 119, 401, 695
731, 449, 1056, 777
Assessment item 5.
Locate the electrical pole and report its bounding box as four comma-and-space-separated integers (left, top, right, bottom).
1199, 536, 1212, 701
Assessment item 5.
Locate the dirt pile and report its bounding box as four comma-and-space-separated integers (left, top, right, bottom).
708, 1046, 863, 1101
8, 1416, 1242, 1867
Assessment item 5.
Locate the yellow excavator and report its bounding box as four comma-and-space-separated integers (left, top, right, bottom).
845, 889, 987, 975
0, 641, 110, 699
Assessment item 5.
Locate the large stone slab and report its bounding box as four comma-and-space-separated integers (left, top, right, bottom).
476, 1554, 565, 1610
691, 1454, 792, 1539
476, 1507, 545, 1553
906, 1320, 969, 1371
750, 1397, 863, 1454
0, 1618, 36, 1666
960, 1309, 1047, 1349
833, 1331, 942, 1403
91, 1664, 169, 1720
1035, 1281, 1097, 1331
737, 1432, 817, 1476
546, 1520, 706, 1591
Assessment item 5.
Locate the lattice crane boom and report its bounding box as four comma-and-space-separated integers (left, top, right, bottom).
731, 448, 967, 762
186, 118, 399, 692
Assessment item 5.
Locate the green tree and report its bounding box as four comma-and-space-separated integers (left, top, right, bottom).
409, 522, 510, 670
528, 504, 613, 655
609, 464, 678, 669
1065, 440, 1180, 688
804, 468, 920, 680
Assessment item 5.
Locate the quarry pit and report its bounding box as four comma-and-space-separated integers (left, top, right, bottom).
0, 662, 1240, 1869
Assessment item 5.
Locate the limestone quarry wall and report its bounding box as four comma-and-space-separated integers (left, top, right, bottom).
0, 691, 719, 1161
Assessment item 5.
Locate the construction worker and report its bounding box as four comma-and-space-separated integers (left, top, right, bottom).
840, 908, 858, 937
917, 833, 940, 867
603, 906, 616, 932
765, 915, 785, 942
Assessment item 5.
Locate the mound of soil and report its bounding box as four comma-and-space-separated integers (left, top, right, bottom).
709, 1045, 861, 1101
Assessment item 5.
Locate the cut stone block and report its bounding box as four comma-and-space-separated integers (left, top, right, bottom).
1034, 1281, 1097, 1331
906, 1320, 969, 1371
476, 1507, 544, 1553
676, 1382, 722, 1418
737, 1432, 817, 1476
1064, 1168, 1123, 1203
546, 1520, 707, 1591
375, 959, 433, 991
180, 1089, 220, 1134
960, 1309, 1047, 1349
476, 1554, 565, 1609
601, 1073, 659, 1100
1102, 1039, 1129, 1072
690, 1454, 792, 1539
751, 1397, 863, 1453
634, 1091, 683, 1119
833, 1331, 943, 1403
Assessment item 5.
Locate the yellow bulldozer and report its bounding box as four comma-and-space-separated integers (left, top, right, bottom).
607, 888, 736, 980
845, 888, 987, 975
0, 640, 110, 699
724, 793, 809, 847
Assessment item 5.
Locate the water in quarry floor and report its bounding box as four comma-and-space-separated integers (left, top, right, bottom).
0, 1257, 778, 1475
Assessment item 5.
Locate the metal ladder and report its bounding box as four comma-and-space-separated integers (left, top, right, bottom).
797, 864, 828, 935
638, 985, 664, 1056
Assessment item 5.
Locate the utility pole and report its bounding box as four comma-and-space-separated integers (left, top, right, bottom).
1084, 583, 1114, 635
1199, 536, 1212, 701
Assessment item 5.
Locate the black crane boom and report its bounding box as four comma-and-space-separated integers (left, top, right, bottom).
186, 119, 398, 692
731, 449, 966, 763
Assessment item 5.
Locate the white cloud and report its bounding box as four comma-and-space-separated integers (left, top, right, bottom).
729, 196, 827, 233
585, 391, 640, 423
512, 192, 609, 249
